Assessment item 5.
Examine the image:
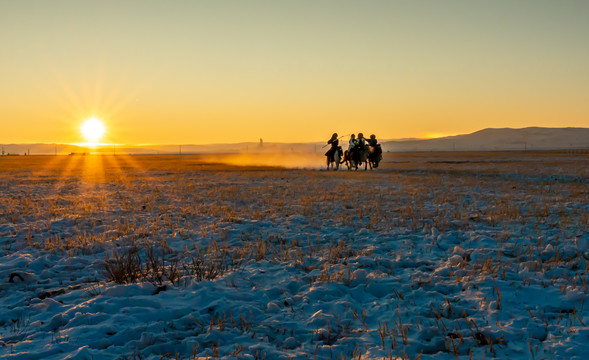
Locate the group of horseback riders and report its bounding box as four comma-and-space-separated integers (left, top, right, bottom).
325, 132, 383, 170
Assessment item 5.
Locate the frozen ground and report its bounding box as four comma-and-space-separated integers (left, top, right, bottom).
0, 152, 588, 359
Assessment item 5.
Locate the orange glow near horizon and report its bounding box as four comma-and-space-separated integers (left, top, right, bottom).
421, 132, 458, 139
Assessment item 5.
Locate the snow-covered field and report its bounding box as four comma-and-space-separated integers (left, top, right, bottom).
1, 152, 588, 359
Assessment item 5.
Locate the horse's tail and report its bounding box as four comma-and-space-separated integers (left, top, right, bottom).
340, 150, 348, 164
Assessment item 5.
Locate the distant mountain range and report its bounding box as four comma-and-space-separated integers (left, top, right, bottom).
1, 127, 588, 155
380, 127, 589, 152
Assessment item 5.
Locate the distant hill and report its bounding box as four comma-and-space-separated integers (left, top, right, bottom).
1, 127, 588, 155
380, 127, 589, 152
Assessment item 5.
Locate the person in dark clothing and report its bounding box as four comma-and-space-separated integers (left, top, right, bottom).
357, 133, 366, 151
325, 133, 339, 164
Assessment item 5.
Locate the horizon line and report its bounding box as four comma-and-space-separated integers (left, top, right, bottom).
1, 126, 588, 147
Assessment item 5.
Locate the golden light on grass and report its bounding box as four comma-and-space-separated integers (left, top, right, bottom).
80, 117, 106, 144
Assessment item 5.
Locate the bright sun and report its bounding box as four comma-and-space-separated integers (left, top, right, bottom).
81, 117, 106, 143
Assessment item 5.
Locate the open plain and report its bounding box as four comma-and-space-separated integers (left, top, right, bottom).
1, 152, 588, 359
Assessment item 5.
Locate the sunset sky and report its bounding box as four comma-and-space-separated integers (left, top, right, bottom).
1, 1, 588, 145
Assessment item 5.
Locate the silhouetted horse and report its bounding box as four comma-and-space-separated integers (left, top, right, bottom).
368, 145, 382, 169
343, 147, 369, 170
327, 147, 342, 170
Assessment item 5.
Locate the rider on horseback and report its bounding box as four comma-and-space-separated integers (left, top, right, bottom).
342, 133, 367, 170
348, 134, 358, 151
368, 134, 382, 154
325, 133, 339, 165
357, 133, 366, 151
367, 134, 383, 167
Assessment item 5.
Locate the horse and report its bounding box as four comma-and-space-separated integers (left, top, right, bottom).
326, 146, 342, 170
342, 150, 353, 170
343, 147, 369, 170
368, 145, 382, 169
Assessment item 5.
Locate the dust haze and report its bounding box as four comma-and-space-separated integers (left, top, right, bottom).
201, 152, 325, 169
